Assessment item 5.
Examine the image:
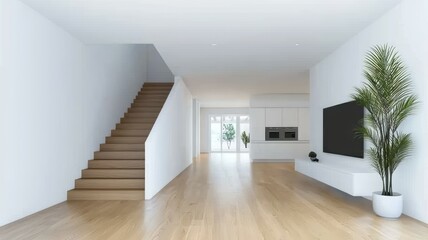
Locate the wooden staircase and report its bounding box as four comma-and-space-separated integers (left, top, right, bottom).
67, 82, 174, 200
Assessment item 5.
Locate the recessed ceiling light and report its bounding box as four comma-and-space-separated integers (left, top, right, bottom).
295, 43, 300, 46
211, 43, 217, 46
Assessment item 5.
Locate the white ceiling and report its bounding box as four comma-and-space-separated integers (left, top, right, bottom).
21, 0, 401, 107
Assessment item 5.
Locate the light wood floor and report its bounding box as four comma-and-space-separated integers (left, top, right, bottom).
1, 153, 428, 240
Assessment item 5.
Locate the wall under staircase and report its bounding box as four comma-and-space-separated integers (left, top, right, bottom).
145, 77, 193, 199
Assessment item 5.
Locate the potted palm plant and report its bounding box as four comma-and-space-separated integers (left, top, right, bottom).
352, 45, 418, 218
241, 131, 250, 148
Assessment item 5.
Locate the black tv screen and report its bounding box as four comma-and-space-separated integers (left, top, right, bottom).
323, 101, 364, 158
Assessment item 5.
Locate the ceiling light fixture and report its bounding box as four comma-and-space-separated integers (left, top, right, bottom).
211, 43, 217, 46
295, 43, 300, 46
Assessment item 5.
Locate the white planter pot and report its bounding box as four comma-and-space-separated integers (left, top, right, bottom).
372, 191, 403, 218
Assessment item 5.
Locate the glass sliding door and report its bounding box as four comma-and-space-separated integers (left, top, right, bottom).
222, 115, 237, 152
209, 114, 250, 152
210, 116, 222, 151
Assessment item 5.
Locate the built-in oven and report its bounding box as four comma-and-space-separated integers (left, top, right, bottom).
265, 127, 282, 140
284, 128, 298, 140
265, 127, 298, 141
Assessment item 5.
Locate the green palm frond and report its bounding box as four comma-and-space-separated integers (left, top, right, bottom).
351, 44, 418, 196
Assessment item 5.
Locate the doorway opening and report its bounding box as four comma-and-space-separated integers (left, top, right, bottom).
209, 114, 250, 152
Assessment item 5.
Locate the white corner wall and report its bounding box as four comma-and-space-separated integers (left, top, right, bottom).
0, 0, 150, 226
145, 77, 193, 199
310, 0, 428, 223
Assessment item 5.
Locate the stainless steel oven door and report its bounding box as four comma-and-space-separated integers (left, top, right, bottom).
283, 127, 298, 140
265, 127, 282, 141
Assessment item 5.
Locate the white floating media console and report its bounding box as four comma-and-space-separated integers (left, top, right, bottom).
295, 158, 381, 196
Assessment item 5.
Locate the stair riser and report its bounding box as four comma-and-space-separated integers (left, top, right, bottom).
134, 93, 169, 97
131, 103, 164, 108
138, 92, 170, 96
140, 85, 172, 88
89, 160, 145, 168
106, 137, 147, 144
82, 169, 145, 178
75, 179, 145, 189
138, 92, 169, 96
143, 83, 173, 87
134, 96, 166, 100
94, 151, 144, 159
133, 99, 166, 104
120, 118, 156, 124
111, 129, 150, 137
68, 190, 144, 200
133, 98, 165, 102
127, 108, 161, 113
139, 87, 170, 90
100, 144, 145, 151
116, 124, 153, 130
134, 97, 166, 103
143, 84, 173, 86
125, 113, 159, 118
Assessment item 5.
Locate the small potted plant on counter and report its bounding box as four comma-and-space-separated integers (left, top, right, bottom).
308, 151, 319, 162
241, 131, 250, 148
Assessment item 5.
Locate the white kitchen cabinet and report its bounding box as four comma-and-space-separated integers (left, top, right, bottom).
298, 108, 310, 140
282, 108, 298, 127
265, 108, 282, 127
250, 108, 266, 141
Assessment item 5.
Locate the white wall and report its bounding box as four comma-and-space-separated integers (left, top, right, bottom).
147, 45, 174, 83
192, 99, 201, 158
250, 94, 310, 108
0, 0, 151, 226
200, 108, 250, 153
83, 45, 149, 159
310, 0, 428, 223
145, 77, 193, 199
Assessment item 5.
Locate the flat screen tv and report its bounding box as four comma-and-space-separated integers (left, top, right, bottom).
323, 100, 364, 158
